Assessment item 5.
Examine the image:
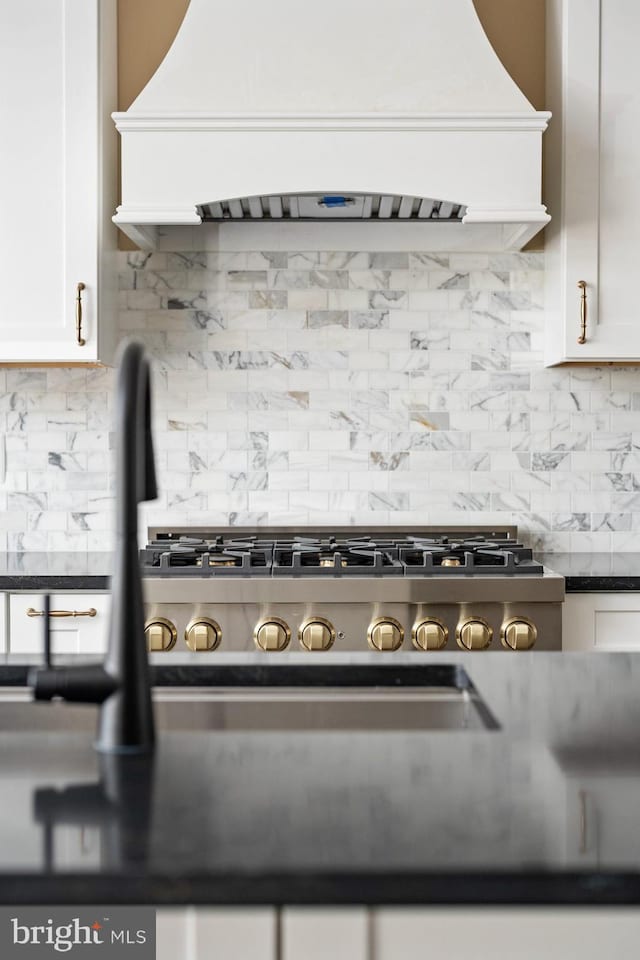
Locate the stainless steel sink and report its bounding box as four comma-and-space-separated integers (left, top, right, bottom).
0, 685, 498, 733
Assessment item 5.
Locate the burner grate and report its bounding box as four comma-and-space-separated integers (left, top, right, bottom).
273, 543, 404, 577
139, 530, 544, 577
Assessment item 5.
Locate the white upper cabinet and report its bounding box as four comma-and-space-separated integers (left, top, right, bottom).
545, 0, 640, 364
0, 0, 117, 363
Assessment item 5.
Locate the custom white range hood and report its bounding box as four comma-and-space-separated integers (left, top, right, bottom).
113, 0, 550, 251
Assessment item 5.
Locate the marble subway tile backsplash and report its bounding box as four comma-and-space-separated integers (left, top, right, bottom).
2, 248, 640, 551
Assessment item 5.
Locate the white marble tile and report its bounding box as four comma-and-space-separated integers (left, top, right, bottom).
0, 249, 636, 547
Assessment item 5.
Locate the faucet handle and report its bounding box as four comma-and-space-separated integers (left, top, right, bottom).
42, 593, 51, 668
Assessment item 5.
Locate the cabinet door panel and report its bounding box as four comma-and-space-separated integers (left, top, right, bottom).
545, 0, 640, 362
0, 0, 68, 353
374, 908, 640, 959
0, 0, 116, 363
563, 594, 640, 651
598, 0, 640, 333
156, 909, 276, 960
282, 908, 368, 960
9, 593, 109, 654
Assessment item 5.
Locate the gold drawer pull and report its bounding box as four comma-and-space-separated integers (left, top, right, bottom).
577, 280, 587, 344
26, 607, 97, 619
76, 281, 86, 346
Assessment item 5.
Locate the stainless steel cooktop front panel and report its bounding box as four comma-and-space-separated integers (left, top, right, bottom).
142, 573, 565, 605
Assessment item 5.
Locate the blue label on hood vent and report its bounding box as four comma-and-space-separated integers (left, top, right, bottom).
318, 196, 355, 207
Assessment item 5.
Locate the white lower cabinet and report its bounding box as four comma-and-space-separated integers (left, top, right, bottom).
8, 593, 109, 654
0, 594, 6, 653
155, 907, 640, 959
564, 779, 640, 868
372, 909, 640, 959
563, 594, 640, 651
281, 908, 369, 960
156, 909, 276, 960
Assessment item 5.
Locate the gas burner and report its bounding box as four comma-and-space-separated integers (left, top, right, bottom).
319, 555, 347, 568
399, 540, 542, 575
272, 541, 404, 576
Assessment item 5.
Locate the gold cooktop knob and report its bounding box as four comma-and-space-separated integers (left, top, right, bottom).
145, 617, 177, 652
412, 618, 448, 651
368, 617, 404, 652
254, 617, 291, 652
299, 617, 336, 652
501, 617, 537, 651
456, 617, 492, 651
185, 617, 222, 652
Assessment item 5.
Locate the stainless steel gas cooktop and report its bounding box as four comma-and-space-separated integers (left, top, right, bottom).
140, 526, 564, 655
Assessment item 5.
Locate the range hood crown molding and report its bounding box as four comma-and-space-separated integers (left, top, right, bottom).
114, 0, 550, 252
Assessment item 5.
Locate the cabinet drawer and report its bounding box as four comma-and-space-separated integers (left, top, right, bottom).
563, 594, 640, 651
9, 593, 109, 654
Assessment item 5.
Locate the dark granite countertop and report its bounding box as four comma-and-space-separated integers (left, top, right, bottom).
1, 654, 640, 905
540, 553, 640, 592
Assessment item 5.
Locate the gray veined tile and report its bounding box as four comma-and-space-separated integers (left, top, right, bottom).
308, 270, 349, 289
228, 472, 268, 491
592, 513, 632, 531
369, 451, 409, 470
252, 252, 288, 269
592, 431, 632, 451
348, 270, 392, 290
452, 452, 490, 470
188, 451, 207, 473
531, 452, 570, 471
167, 252, 207, 270
249, 290, 288, 309
430, 270, 470, 290
349, 311, 389, 329
267, 391, 310, 410
226, 270, 268, 288
410, 331, 450, 350
491, 493, 531, 511
451, 493, 490, 510
330, 410, 369, 430
165, 291, 207, 310
308, 311, 349, 328
268, 270, 311, 289
368, 492, 409, 511
408, 409, 450, 430
370, 253, 409, 269
471, 352, 509, 371
552, 513, 590, 531
369, 290, 407, 309
47, 452, 86, 472
8, 492, 48, 511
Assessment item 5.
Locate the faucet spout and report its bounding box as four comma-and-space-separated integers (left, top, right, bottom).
30, 340, 158, 754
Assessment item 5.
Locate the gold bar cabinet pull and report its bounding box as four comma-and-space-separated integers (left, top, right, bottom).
26, 607, 97, 619
577, 280, 587, 344
75, 281, 86, 346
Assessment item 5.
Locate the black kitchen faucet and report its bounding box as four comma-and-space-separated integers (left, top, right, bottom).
29, 340, 157, 754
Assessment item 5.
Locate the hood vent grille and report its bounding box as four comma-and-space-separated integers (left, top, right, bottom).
199, 193, 467, 223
